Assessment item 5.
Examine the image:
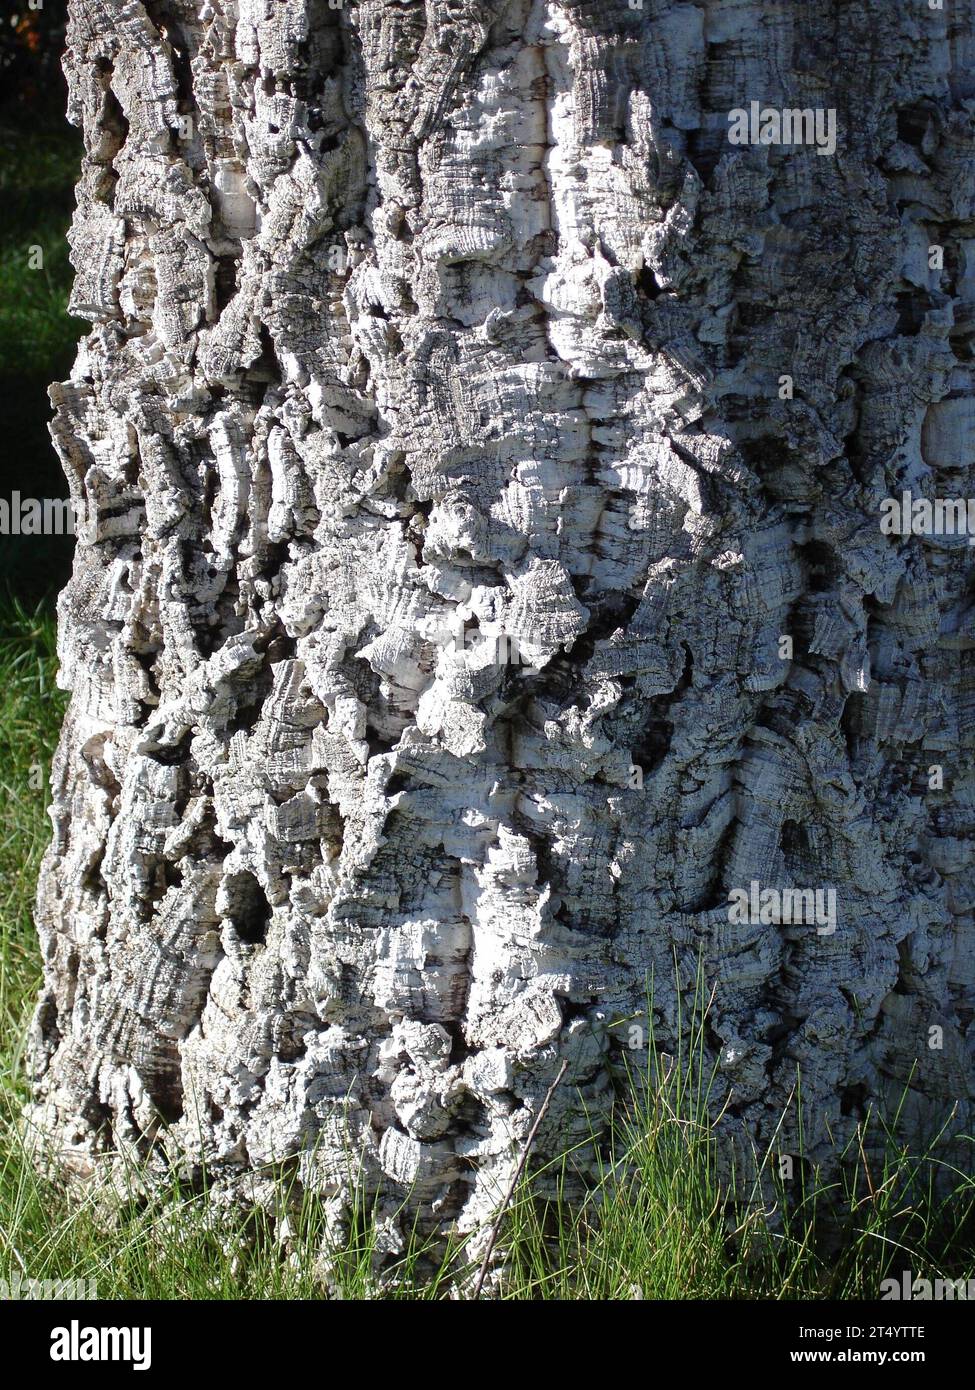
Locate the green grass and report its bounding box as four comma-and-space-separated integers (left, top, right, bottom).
499, 1044, 975, 1300
0, 599, 63, 1091
0, 599, 973, 1299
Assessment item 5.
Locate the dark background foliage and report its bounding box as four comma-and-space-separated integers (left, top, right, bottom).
0, 0, 80, 603
0, 0, 66, 101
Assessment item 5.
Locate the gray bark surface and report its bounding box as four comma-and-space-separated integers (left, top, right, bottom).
32, 0, 975, 1243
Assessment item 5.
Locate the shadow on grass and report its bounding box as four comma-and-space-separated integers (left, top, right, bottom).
0, 115, 83, 608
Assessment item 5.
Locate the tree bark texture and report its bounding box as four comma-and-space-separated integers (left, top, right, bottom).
32, 0, 975, 1242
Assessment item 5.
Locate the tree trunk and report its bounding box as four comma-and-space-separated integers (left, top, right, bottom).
32, 0, 975, 1246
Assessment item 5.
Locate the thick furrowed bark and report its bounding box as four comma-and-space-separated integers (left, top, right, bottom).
31, 0, 975, 1247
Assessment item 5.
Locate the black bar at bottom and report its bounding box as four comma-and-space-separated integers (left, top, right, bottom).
2, 1297, 969, 1375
